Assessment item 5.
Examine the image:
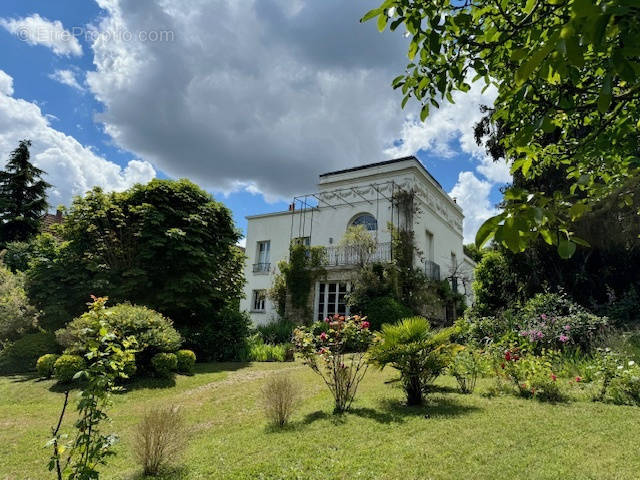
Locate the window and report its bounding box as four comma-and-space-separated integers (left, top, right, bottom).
316, 282, 348, 321
254, 241, 270, 273
350, 213, 377, 231
252, 290, 266, 312
293, 236, 310, 247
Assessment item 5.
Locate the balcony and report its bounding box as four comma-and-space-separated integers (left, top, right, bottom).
253, 262, 271, 273
322, 242, 391, 267
425, 260, 441, 281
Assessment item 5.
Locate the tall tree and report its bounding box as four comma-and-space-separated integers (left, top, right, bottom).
0, 140, 50, 245
363, 0, 640, 257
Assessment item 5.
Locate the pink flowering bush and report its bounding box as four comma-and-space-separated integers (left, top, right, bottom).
517, 293, 608, 352
293, 315, 373, 412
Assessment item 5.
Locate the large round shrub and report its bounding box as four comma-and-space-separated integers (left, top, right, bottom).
362, 296, 412, 331
151, 352, 177, 378
57, 303, 182, 373
0, 332, 59, 374
54, 354, 85, 383
176, 349, 196, 374
36, 353, 59, 378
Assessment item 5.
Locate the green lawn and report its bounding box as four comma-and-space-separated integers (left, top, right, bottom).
1, 361, 640, 480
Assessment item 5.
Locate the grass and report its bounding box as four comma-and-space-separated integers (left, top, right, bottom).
2, 361, 640, 479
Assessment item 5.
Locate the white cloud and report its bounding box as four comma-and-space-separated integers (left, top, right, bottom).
0, 70, 155, 208
48, 69, 85, 91
0, 70, 13, 96
449, 171, 497, 243
0, 14, 83, 57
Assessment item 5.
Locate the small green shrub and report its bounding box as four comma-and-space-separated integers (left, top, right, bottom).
608, 362, 640, 405
151, 352, 177, 378
54, 354, 86, 383
176, 349, 196, 374
256, 318, 296, 344
361, 296, 412, 332
0, 332, 59, 374
500, 349, 565, 402
36, 353, 59, 378
248, 336, 291, 362
450, 348, 485, 394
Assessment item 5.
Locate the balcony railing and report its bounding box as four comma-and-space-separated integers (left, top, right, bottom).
253, 262, 271, 273
323, 242, 392, 267
425, 260, 441, 281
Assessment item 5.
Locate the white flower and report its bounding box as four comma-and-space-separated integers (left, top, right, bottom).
617, 365, 624, 370
387, 7, 396, 17
629, 361, 635, 367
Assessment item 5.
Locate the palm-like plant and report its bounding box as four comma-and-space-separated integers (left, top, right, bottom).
369, 316, 460, 406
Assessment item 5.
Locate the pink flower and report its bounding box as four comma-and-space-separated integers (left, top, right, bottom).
564, 324, 571, 331
324, 317, 330, 323
559, 334, 569, 343
541, 314, 547, 320
575, 376, 581, 382
361, 321, 370, 329
319, 332, 328, 341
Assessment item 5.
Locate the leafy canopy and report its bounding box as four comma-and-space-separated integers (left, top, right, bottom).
363, 0, 640, 257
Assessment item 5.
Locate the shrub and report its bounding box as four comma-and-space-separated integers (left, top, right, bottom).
0, 331, 59, 374
457, 309, 520, 345
36, 353, 59, 378
57, 303, 182, 373
249, 340, 287, 362
181, 307, 251, 361
134, 405, 186, 476
500, 349, 564, 402
360, 296, 412, 332
256, 317, 296, 344
54, 354, 86, 383
369, 317, 460, 406
176, 349, 196, 374
293, 315, 373, 412
0, 263, 39, 342
518, 293, 608, 352
151, 352, 177, 378
608, 361, 640, 405
262, 374, 298, 427
450, 348, 484, 394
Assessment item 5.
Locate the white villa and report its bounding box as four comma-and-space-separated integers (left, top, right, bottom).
240, 156, 475, 325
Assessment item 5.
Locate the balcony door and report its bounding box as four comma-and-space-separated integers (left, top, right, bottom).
315, 281, 349, 322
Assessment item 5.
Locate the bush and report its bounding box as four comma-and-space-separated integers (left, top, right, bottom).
0, 332, 59, 374
248, 336, 290, 362
181, 307, 251, 361
151, 352, 177, 378
457, 309, 520, 345
360, 296, 412, 332
0, 263, 39, 342
368, 317, 460, 406
607, 361, 640, 405
500, 349, 565, 402
134, 405, 186, 476
54, 354, 86, 383
450, 348, 484, 394
36, 353, 59, 378
256, 317, 296, 344
57, 302, 182, 374
262, 374, 298, 427
176, 349, 196, 374
518, 293, 608, 352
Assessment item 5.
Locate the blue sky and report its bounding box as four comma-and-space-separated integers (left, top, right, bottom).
0, 0, 508, 243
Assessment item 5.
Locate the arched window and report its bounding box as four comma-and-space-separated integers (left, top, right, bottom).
351, 213, 377, 231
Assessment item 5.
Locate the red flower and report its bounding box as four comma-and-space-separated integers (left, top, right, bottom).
504, 351, 512, 361
361, 321, 370, 329
319, 332, 328, 341
551, 374, 557, 381
575, 376, 581, 382
501, 362, 505, 369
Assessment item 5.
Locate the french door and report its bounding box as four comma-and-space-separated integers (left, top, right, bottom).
316, 282, 349, 322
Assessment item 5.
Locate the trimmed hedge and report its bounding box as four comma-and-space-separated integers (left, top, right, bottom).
36, 353, 59, 378
151, 352, 177, 378
54, 354, 85, 383
176, 349, 196, 374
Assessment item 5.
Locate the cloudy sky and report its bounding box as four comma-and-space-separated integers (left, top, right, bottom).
0, 0, 509, 243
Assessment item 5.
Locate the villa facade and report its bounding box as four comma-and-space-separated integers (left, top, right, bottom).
240, 156, 475, 325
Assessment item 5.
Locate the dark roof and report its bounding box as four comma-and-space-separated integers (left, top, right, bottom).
319, 156, 443, 190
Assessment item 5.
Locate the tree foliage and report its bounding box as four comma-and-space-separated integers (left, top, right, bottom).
27, 179, 245, 339
363, 0, 640, 257
0, 140, 50, 246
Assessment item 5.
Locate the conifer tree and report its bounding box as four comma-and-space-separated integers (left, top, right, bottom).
0, 140, 50, 245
